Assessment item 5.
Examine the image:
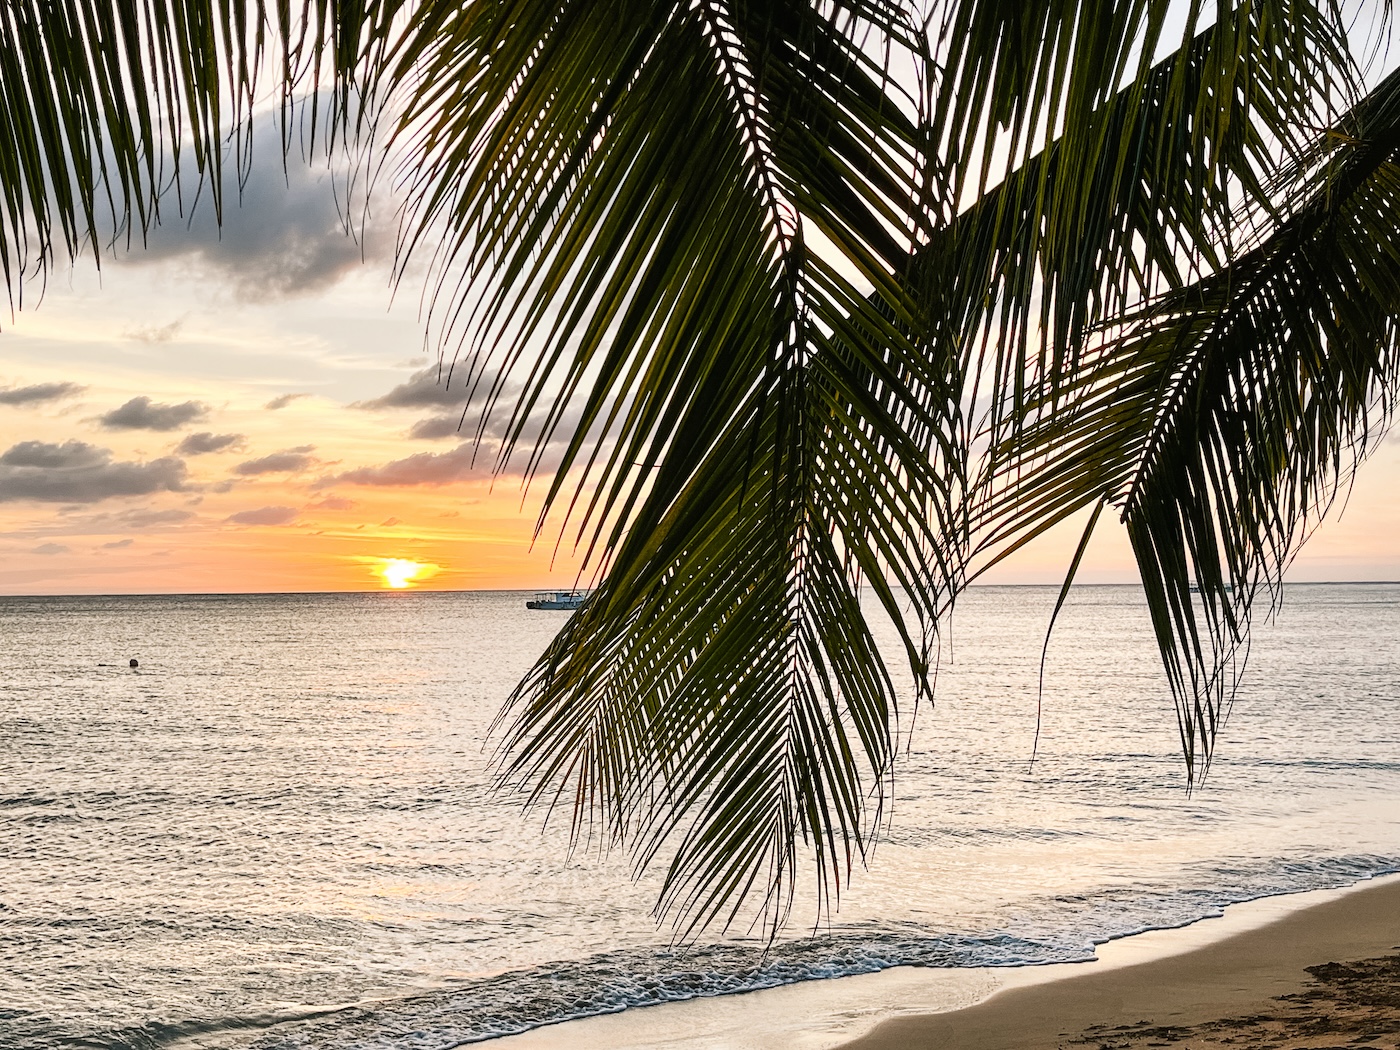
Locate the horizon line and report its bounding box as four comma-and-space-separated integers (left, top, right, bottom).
3, 579, 1398, 600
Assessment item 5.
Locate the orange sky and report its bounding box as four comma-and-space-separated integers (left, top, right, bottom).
1, 147, 1397, 596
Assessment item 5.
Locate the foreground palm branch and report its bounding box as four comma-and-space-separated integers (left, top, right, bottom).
5, 0, 1400, 934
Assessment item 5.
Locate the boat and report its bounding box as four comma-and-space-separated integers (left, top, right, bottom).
526, 590, 588, 611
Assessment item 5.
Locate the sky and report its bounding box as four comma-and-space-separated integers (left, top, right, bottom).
1, 130, 1398, 596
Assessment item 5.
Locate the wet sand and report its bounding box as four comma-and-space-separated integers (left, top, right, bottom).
839, 876, 1400, 1050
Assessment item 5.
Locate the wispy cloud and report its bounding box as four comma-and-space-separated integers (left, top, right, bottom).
100, 396, 207, 432
120, 508, 194, 528
357, 366, 477, 410
233, 446, 317, 476
0, 381, 85, 406
102, 538, 134, 549
227, 505, 299, 527
124, 320, 182, 344
33, 542, 70, 555
408, 414, 464, 440
319, 443, 485, 488
176, 432, 244, 456
306, 495, 356, 511
264, 393, 310, 410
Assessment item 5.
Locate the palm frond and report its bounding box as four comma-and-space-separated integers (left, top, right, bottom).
974, 64, 1400, 778
499, 339, 938, 937
378, 0, 963, 932
918, 0, 1354, 425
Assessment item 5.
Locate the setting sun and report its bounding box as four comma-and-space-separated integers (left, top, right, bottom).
379, 559, 426, 589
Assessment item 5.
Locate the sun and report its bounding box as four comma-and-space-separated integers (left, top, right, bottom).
379, 559, 426, 589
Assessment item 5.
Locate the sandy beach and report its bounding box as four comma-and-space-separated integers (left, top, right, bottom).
839, 876, 1400, 1050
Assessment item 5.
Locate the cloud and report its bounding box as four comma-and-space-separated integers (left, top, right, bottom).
233, 445, 316, 476
307, 495, 356, 511
125, 320, 182, 344
33, 542, 70, 555
176, 432, 244, 455
409, 414, 464, 440
100, 396, 208, 432
227, 505, 299, 527
0, 441, 187, 503
319, 443, 486, 488
0, 381, 85, 406
2, 441, 106, 469
357, 366, 487, 410
361, 369, 567, 462
380, 517, 401, 526
102, 538, 135, 549
264, 393, 310, 410
122, 119, 391, 301
120, 508, 194, 528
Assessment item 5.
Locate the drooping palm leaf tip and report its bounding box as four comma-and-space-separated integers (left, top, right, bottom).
6, 0, 1400, 935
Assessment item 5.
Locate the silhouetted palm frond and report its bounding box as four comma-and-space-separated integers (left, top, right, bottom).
975, 65, 1400, 778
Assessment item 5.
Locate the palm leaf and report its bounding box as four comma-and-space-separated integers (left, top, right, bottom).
974, 64, 1400, 778
377, 0, 962, 934
918, 0, 1352, 430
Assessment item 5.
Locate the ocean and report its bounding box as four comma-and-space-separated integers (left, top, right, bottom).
2, 584, 1397, 1049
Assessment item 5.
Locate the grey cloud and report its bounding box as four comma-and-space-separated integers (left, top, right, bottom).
326, 407, 579, 485
360, 369, 545, 455
120, 508, 194, 528
33, 543, 70, 555
2, 441, 106, 469
264, 393, 310, 410
233, 446, 316, 476
355, 364, 476, 408
319, 443, 484, 488
103, 538, 135, 549
100, 396, 207, 432
227, 505, 298, 527
0, 381, 85, 406
126, 119, 390, 301
0, 440, 188, 503
408, 414, 464, 440
176, 432, 244, 455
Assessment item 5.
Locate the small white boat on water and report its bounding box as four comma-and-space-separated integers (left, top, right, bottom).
526, 590, 588, 611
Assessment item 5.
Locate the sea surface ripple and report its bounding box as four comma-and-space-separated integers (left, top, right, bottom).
1, 585, 1397, 1049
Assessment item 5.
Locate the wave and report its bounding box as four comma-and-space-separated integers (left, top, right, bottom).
57, 852, 1399, 1050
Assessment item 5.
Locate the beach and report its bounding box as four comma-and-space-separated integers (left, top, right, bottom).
841, 875, 1400, 1050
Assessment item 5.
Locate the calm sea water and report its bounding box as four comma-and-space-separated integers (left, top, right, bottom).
2, 585, 1397, 1049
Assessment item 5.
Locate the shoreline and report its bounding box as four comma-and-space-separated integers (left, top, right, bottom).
494, 873, 1400, 1050
839, 873, 1400, 1050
